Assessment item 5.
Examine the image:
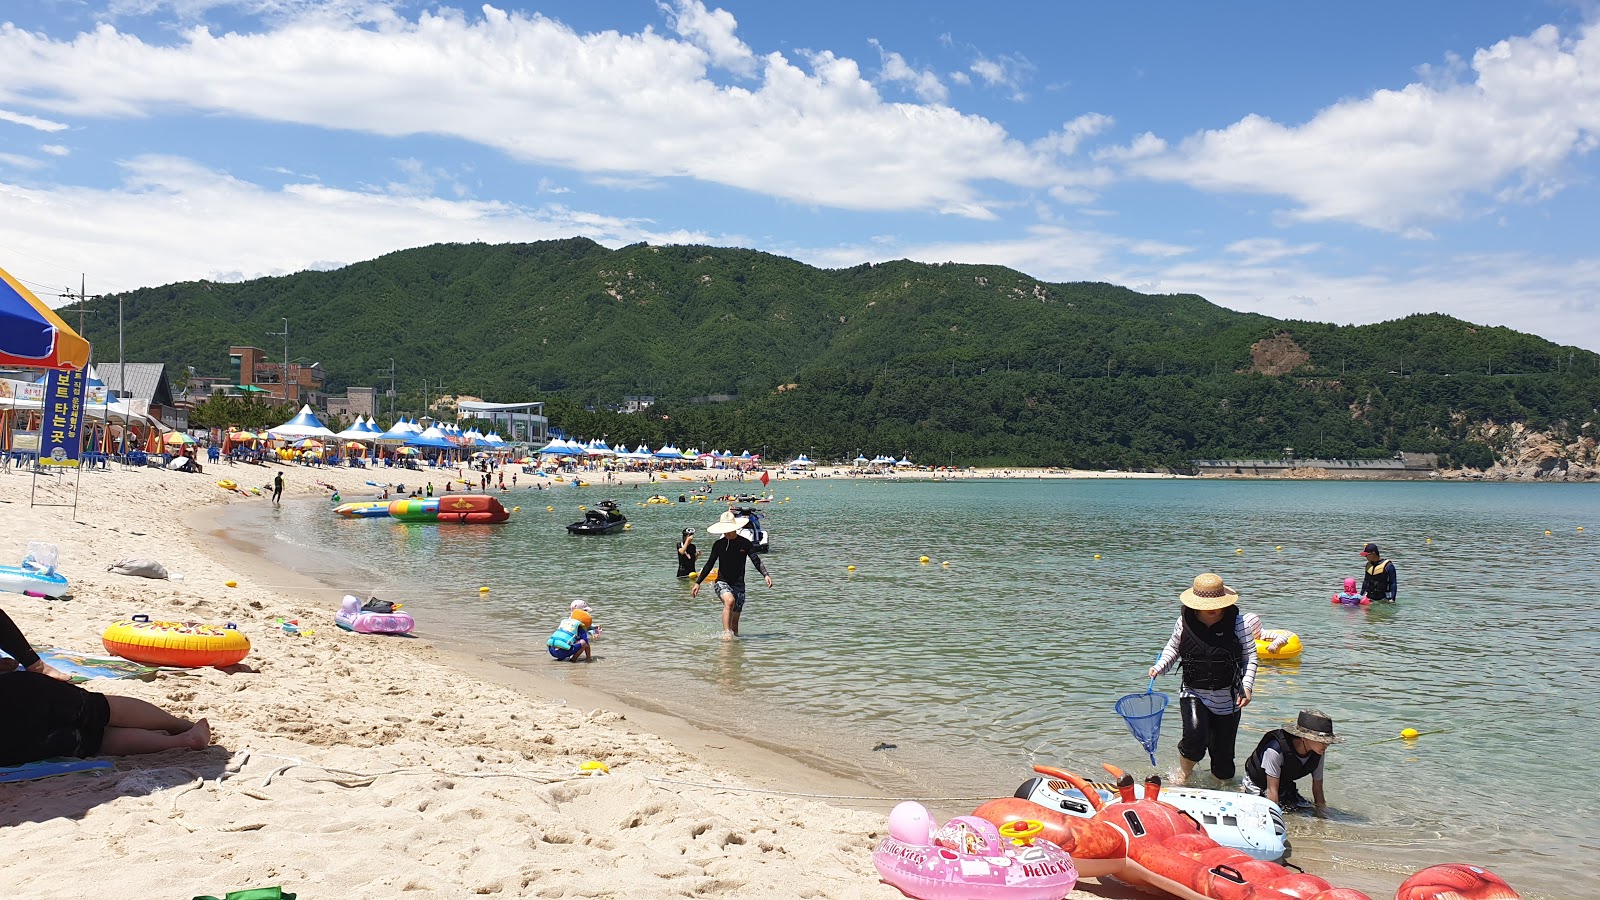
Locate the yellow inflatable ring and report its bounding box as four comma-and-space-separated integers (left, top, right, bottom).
217, 480, 238, 490
103, 615, 251, 668
1256, 632, 1303, 660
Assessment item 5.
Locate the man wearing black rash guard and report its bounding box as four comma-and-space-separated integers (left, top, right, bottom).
689, 510, 772, 640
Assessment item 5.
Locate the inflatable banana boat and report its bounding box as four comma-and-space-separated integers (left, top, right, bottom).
335, 501, 391, 518
388, 494, 509, 524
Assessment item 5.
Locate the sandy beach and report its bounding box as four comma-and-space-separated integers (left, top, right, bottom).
2, 457, 1143, 900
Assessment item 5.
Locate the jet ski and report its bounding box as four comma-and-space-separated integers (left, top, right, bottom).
730, 506, 770, 553
566, 500, 627, 535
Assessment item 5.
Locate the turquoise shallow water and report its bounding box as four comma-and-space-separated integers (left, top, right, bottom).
230, 477, 1598, 898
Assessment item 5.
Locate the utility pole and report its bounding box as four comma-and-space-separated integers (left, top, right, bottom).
267, 318, 289, 404
389, 358, 396, 423
60, 275, 102, 338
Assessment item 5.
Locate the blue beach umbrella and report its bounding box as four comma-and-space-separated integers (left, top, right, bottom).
0, 264, 91, 369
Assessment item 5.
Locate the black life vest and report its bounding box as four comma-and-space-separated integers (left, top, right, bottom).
1177, 606, 1244, 691
1362, 558, 1394, 600
1245, 729, 1323, 788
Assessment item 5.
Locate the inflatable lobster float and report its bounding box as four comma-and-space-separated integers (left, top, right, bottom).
970, 767, 1520, 900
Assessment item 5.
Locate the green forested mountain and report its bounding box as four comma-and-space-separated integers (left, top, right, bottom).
70, 238, 1600, 468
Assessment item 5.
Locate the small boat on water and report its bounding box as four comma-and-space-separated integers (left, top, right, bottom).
567, 500, 627, 535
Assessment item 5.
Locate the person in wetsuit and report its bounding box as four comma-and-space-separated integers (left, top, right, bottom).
689, 511, 771, 640
1148, 573, 1258, 785
1359, 542, 1397, 603
1242, 709, 1344, 815
675, 527, 698, 578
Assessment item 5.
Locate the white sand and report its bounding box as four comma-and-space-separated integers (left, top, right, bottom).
2, 457, 1115, 899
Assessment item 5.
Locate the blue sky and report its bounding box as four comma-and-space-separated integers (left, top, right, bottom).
2, 1, 1598, 351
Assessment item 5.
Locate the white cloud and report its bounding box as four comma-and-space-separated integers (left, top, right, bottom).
1120, 21, 1600, 233
659, 0, 757, 78
40, 144, 70, 156
869, 39, 947, 104
0, 152, 45, 169
1224, 237, 1323, 266
3, 156, 714, 295
967, 52, 1035, 101
0, 107, 68, 131
0, 7, 1084, 217
1033, 113, 1113, 157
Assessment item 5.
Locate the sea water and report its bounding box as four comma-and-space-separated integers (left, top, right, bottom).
224, 477, 1598, 898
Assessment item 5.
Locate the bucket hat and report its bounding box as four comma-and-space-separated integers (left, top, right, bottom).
1284, 709, 1344, 745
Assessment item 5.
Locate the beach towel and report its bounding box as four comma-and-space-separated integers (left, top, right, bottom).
107, 557, 169, 579
193, 888, 297, 900
0, 758, 114, 783
36, 648, 160, 683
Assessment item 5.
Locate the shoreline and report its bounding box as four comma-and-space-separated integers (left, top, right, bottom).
1, 460, 1563, 898
192, 496, 909, 811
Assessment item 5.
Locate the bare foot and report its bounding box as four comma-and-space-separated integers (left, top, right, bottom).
720, 630, 735, 641
180, 719, 211, 750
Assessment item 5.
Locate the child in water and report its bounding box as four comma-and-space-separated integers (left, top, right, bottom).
1242, 611, 1293, 654
1332, 577, 1370, 605
547, 602, 596, 662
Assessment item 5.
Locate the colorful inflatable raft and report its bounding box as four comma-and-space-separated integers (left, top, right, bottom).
388, 494, 510, 524
0, 563, 69, 598
873, 801, 1078, 900
336, 595, 414, 634
334, 501, 392, 518
102, 615, 250, 668
974, 770, 1522, 900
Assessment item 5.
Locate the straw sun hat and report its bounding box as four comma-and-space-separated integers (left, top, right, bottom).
1179, 573, 1239, 610
707, 510, 750, 535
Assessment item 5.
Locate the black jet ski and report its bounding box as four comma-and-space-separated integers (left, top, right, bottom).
566, 499, 627, 535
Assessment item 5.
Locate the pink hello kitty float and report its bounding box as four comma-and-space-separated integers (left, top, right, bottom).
872, 800, 1077, 900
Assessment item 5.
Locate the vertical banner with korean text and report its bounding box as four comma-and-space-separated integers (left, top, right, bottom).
39, 368, 86, 467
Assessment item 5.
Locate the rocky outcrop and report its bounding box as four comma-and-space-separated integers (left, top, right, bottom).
1248, 333, 1310, 376
1441, 422, 1599, 481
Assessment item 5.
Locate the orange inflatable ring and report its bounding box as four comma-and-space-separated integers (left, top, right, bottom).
102, 615, 251, 668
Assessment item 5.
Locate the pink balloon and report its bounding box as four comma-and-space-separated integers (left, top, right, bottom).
887, 801, 932, 844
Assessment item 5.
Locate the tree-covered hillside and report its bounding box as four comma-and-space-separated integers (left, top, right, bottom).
70, 239, 1600, 468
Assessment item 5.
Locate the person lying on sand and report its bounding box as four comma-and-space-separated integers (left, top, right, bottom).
0, 607, 211, 766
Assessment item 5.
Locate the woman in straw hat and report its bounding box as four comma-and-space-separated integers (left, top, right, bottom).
1241, 709, 1344, 814
1147, 573, 1258, 785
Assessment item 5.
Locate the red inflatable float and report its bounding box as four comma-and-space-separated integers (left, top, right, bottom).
972, 768, 1520, 900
